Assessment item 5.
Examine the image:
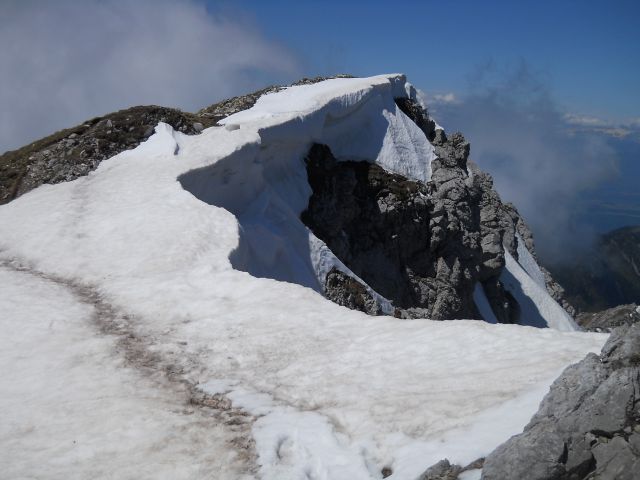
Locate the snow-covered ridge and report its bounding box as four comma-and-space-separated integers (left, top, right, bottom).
220, 74, 435, 183
0, 74, 598, 479
180, 74, 435, 299
181, 74, 571, 329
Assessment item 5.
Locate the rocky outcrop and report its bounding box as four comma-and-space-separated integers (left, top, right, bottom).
481, 322, 640, 480
323, 268, 381, 315
302, 97, 572, 321
417, 458, 485, 480
399, 98, 575, 320
0, 105, 216, 204
418, 459, 462, 480
576, 303, 640, 332
301, 141, 487, 320
301, 143, 436, 315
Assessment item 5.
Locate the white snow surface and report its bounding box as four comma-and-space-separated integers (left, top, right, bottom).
220, 75, 436, 183
516, 233, 547, 289
0, 266, 248, 480
0, 74, 606, 478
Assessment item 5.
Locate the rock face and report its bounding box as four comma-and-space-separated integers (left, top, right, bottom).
302, 97, 574, 321
577, 304, 640, 332
481, 322, 640, 480
324, 267, 381, 315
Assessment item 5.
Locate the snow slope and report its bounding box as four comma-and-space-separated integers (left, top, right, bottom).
516, 233, 547, 288
0, 75, 604, 478
501, 251, 578, 331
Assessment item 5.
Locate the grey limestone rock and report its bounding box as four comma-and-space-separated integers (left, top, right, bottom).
418, 459, 462, 480
481, 323, 640, 480
576, 303, 640, 332
417, 457, 485, 480
300, 141, 484, 320
323, 268, 381, 315
301, 96, 570, 322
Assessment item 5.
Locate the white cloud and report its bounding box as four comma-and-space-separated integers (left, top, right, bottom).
429, 64, 619, 260
431, 92, 458, 104
0, 0, 300, 152
563, 113, 611, 128
563, 113, 640, 140
628, 117, 640, 128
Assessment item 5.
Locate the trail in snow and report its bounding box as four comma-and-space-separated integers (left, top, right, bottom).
0, 261, 256, 480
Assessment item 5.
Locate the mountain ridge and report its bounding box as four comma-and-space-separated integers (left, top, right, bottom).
549, 225, 640, 312
1, 74, 576, 326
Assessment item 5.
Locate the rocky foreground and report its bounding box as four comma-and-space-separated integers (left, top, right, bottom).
577, 303, 640, 333
482, 321, 640, 480
419, 311, 640, 480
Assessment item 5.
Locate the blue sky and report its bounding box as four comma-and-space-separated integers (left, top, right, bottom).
207, 0, 639, 122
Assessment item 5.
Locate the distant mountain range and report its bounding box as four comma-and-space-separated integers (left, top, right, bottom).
548, 225, 640, 311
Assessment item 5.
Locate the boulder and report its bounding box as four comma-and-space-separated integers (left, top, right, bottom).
576, 303, 640, 332
481, 323, 640, 480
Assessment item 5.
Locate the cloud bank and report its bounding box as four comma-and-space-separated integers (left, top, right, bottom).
0, 0, 299, 152
425, 63, 619, 261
